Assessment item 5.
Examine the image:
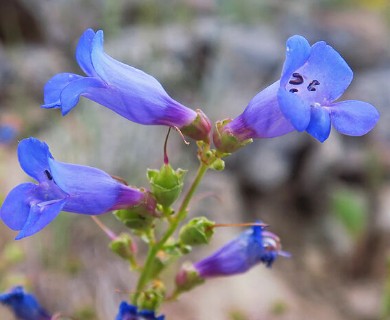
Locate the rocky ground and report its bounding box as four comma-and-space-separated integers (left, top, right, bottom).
0, 1, 390, 319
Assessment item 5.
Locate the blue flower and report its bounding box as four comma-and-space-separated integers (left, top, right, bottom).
0, 137, 156, 239
42, 29, 211, 141
214, 35, 379, 151
193, 225, 289, 278
0, 286, 51, 320
115, 301, 165, 320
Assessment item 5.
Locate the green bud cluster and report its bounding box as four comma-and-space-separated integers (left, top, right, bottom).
147, 164, 186, 208
179, 217, 215, 246
136, 280, 166, 311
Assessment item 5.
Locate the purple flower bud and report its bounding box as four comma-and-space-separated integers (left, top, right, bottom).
215, 35, 379, 151
0, 138, 155, 239
42, 28, 211, 142
0, 286, 51, 320
194, 225, 289, 278
115, 301, 165, 320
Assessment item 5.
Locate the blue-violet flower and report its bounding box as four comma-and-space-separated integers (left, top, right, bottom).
193, 225, 289, 278
42, 28, 211, 142
0, 137, 156, 239
115, 301, 165, 320
214, 35, 379, 152
0, 286, 51, 320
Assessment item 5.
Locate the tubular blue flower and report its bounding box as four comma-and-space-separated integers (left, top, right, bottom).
0, 286, 51, 320
214, 35, 379, 152
115, 301, 165, 320
0, 137, 156, 240
42, 28, 211, 142
193, 225, 289, 278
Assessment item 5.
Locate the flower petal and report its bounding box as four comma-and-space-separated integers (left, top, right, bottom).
17, 138, 52, 182
75, 28, 97, 76
280, 35, 311, 86
89, 30, 196, 126
329, 100, 379, 136
194, 235, 252, 277
48, 158, 126, 214
0, 183, 36, 231
59, 77, 106, 115
300, 41, 353, 103
277, 88, 311, 131
234, 81, 295, 138
306, 106, 331, 142
15, 198, 66, 240
42, 73, 83, 109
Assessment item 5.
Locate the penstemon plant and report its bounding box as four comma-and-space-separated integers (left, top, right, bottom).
0, 29, 379, 320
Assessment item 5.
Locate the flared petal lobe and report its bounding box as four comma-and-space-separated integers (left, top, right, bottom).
299, 41, 353, 104
17, 138, 52, 183
15, 198, 66, 240
305, 106, 331, 142
75, 28, 97, 76
280, 35, 311, 86
0, 183, 36, 231
329, 100, 380, 136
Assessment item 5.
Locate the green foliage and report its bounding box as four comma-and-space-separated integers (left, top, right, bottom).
381, 255, 390, 320
330, 188, 367, 238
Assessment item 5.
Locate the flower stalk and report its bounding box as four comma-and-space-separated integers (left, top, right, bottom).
133, 158, 209, 305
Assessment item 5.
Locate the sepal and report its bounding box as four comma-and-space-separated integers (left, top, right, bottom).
213, 119, 253, 153
180, 109, 211, 142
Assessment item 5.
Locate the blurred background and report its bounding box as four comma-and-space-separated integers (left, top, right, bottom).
0, 0, 390, 319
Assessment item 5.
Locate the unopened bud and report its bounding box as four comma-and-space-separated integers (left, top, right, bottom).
109, 233, 136, 261
175, 262, 204, 292
136, 280, 166, 311
210, 158, 225, 171
147, 165, 186, 207
179, 217, 215, 246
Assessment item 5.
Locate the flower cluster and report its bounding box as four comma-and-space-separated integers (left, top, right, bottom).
0, 28, 379, 319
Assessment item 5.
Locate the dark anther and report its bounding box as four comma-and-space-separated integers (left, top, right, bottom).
44, 170, 53, 180
307, 80, 320, 91
289, 72, 304, 85
289, 88, 298, 93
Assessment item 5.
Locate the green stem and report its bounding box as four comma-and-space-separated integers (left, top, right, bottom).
132, 162, 209, 305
